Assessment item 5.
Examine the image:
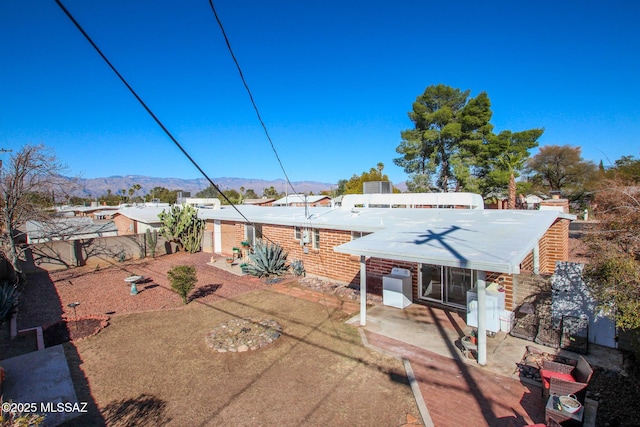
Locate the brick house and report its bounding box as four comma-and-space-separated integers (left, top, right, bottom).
272, 194, 332, 207
198, 193, 574, 365
198, 194, 572, 309
111, 205, 169, 235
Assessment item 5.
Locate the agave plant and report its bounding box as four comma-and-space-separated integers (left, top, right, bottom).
0, 282, 19, 319
245, 239, 289, 278
291, 259, 306, 277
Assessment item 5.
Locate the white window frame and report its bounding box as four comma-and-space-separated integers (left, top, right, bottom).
312, 229, 320, 249
351, 231, 369, 240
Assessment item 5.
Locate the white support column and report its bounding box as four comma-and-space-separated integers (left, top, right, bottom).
476, 271, 487, 366
213, 220, 222, 254
360, 255, 367, 326
533, 243, 540, 274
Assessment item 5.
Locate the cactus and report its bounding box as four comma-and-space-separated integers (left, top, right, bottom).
146, 229, 158, 258
244, 239, 289, 278
158, 204, 204, 253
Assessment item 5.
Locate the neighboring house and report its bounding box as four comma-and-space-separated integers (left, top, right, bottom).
92, 209, 119, 220
57, 204, 112, 217
341, 192, 483, 209
525, 194, 544, 210
272, 194, 332, 207
26, 217, 118, 243
243, 198, 276, 207
111, 204, 170, 235
184, 198, 221, 209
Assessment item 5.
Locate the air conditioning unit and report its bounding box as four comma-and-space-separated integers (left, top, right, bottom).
363, 181, 392, 194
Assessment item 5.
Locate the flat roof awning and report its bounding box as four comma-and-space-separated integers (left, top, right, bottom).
333, 209, 569, 274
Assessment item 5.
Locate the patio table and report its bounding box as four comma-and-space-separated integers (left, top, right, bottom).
545, 395, 584, 426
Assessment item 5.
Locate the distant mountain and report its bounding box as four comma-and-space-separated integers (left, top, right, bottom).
71, 175, 334, 198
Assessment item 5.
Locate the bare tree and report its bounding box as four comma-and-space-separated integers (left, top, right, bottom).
584, 179, 640, 332
0, 144, 69, 284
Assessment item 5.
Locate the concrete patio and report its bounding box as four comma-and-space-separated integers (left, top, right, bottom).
347, 303, 622, 378
345, 302, 622, 426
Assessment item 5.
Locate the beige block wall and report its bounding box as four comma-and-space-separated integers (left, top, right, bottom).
26, 234, 176, 272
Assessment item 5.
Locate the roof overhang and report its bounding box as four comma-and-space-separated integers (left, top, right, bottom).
334, 210, 574, 274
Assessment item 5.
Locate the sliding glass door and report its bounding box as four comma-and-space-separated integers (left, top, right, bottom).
419, 264, 475, 308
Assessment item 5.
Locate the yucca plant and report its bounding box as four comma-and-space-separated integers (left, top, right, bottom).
0, 282, 19, 319
245, 239, 289, 278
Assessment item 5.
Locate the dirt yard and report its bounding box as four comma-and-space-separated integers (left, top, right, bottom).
14, 252, 420, 426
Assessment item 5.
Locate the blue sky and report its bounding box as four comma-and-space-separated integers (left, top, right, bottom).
1, 1, 638, 188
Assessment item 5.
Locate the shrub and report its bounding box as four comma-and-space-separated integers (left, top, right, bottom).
244, 239, 289, 278
167, 265, 197, 304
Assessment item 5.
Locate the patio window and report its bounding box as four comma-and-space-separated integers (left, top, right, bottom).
245, 223, 262, 246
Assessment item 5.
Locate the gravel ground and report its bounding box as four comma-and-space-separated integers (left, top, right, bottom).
17, 252, 274, 330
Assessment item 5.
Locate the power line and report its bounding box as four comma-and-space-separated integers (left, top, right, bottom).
54, 0, 253, 223
206, 0, 299, 197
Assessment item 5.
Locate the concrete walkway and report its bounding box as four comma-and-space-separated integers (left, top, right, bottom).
2, 345, 81, 427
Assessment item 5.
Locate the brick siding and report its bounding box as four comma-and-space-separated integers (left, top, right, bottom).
208, 212, 571, 309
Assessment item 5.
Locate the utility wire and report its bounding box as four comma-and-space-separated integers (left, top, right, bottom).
54, 0, 254, 224
207, 0, 298, 197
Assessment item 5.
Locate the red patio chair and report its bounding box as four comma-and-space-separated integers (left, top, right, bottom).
540, 355, 593, 402
548, 355, 593, 402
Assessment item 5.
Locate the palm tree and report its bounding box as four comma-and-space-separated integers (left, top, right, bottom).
485, 129, 543, 209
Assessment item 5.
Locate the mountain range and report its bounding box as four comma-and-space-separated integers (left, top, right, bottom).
72, 175, 335, 198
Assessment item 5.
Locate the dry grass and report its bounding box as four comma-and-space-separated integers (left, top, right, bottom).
66, 289, 419, 426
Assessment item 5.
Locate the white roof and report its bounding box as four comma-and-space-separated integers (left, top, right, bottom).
340, 192, 484, 210
333, 209, 573, 274
114, 205, 169, 224
198, 205, 573, 273
27, 218, 117, 240
272, 194, 330, 205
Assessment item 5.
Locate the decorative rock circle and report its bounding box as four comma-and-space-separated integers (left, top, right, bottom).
205, 317, 282, 353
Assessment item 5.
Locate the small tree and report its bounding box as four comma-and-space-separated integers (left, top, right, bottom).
0, 144, 69, 284
167, 265, 197, 304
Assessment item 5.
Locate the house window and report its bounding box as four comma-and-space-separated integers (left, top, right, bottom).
294, 226, 302, 240
245, 223, 263, 246
312, 229, 320, 249
351, 231, 370, 240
